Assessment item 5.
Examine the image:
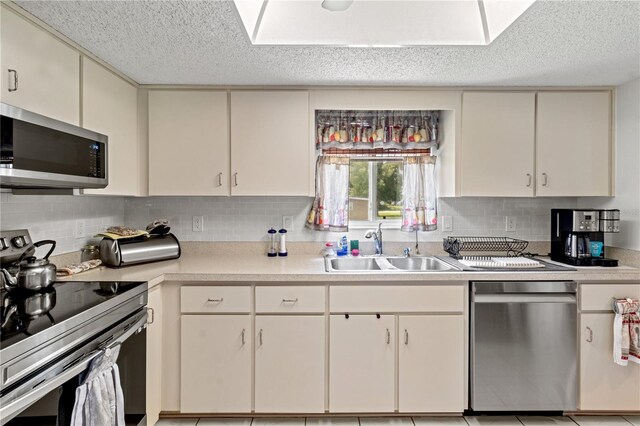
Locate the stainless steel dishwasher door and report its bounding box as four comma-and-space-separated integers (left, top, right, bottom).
471, 281, 577, 412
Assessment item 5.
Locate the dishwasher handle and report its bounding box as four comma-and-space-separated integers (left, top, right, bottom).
473, 293, 577, 304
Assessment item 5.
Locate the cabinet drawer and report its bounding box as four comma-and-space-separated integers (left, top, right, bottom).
181, 286, 251, 313
330, 285, 464, 313
581, 283, 640, 311
256, 286, 325, 313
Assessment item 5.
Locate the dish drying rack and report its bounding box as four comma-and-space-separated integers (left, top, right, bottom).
443, 236, 529, 259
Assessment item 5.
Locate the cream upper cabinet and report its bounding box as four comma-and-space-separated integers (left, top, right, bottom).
330, 314, 395, 413
460, 92, 535, 196
0, 5, 80, 125
580, 313, 640, 411
536, 92, 612, 196
146, 286, 163, 426
230, 91, 310, 196
254, 316, 325, 413
83, 58, 140, 196
149, 90, 229, 195
180, 315, 252, 413
399, 315, 465, 412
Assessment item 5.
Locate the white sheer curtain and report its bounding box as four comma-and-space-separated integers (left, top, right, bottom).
401, 156, 438, 232
306, 156, 350, 232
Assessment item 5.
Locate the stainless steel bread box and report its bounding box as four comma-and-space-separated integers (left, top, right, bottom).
100, 234, 181, 267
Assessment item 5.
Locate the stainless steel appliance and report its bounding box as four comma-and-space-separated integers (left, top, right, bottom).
470, 281, 577, 412
0, 103, 107, 190
0, 280, 148, 425
100, 233, 181, 267
551, 208, 619, 266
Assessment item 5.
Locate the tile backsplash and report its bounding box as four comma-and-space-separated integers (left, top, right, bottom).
1, 193, 578, 255
0, 192, 124, 256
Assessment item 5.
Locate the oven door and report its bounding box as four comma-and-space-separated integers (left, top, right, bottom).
2, 311, 147, 426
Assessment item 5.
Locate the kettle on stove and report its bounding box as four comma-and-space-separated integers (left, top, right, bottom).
1, 240, 57, 292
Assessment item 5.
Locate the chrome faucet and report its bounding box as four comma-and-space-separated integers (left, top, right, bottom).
365, 223, 383, 255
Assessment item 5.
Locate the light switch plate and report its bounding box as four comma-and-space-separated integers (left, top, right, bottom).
442, 215, 453, 232
282, 215, 293, 230
75, 219, 86, 239
506, 216, 516, 232
192, 215, 204, 232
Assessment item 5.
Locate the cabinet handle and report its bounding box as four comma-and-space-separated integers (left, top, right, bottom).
259, 329, 263, 346
526, 173, 532, 187
233, 172, 238, 187
386, 328, 391, 344
542, 173, 548, 187
282, 298, 298, 303
8, 69, 18, 92
586, 326, 593, 342
207, 298, 223, 303
217, 172, 222, 187
147, 307, 154, 325
241, 328, 245, 345
404, 329, 409, 345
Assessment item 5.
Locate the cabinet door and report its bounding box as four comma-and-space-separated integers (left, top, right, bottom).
580, 313, 640, 411
230, 91, 310, 196
180, 315, 251, 413
149, 90, 229, 195
146, 286, 163, 426
330, 315, 395, 412
536, 92, 611, 196
0, 5, 80, 125
83, 58, 140, 196
399, 315, 465, 412
255, 316, 325, 413
461, 92, 535, 196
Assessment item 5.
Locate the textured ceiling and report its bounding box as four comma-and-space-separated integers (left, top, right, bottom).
14, 0, 640, 86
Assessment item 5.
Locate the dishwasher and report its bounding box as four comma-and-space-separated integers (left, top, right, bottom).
470, 281, 577, 412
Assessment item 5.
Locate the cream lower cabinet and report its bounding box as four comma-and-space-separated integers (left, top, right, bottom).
0, 4, 80, 125
146, 286, 163, 426
399, 315, 465, 412
255, 316, 325, 413
180, 315, 252, 413
330, 314, 396, 412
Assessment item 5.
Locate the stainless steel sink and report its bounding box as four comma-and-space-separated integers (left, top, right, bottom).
325, 256, 458, 272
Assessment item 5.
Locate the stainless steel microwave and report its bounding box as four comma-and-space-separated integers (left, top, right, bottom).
0, 103, 108, 189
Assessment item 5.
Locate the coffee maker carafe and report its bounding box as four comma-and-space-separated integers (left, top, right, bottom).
551, 209, 619, 267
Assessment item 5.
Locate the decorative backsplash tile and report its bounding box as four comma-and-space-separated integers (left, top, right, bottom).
1, 192, 578, 255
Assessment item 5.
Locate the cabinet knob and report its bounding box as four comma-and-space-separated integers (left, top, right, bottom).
259, 328, 263, 346
147, 307, 154, 325
207, 298, 223, 303
586, 326, 593, 342
282, 298, 298, 303
217, 172, 223, 187
386, 328, 391, 345
526, 173, 532, 188
542, 173, 548, 187
233, 172, 238, 187
404, 329, 409, 345
241, 328, 245, 345
8, 69, 18, 92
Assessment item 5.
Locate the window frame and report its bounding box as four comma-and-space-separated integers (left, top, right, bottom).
349, 159, 402, 229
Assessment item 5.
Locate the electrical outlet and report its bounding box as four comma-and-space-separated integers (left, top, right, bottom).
506, 216, 517, 232
442, 215, 453, 232
75, 219, 86, 239
282, 215, 293, 230
192, 215, 204, 232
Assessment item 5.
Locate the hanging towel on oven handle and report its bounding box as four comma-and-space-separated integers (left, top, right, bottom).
612, 298, 640, 366
70, 345, 125, 426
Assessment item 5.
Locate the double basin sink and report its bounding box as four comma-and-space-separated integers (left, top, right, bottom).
325, 255, 458, 272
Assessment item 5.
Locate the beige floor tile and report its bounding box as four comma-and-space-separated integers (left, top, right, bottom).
359, 418, 414, 426
517, 417, 575, 425
623, 417, 639, 426
465, 416, 522, 426
306, 418, 359, 426
413, 417, 469, 425
251, 419, 305, 426
570, 417, 631, 426
197, 419, 253, 426
155, 419, 199, 426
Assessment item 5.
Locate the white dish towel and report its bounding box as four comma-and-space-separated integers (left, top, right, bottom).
71, 346, 125, 426
613, 298, 640, 366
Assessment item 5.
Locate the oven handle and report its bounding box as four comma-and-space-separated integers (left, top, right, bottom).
0, 312, 147, 425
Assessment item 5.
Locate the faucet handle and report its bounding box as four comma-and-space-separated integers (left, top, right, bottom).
403, 247, 411, 257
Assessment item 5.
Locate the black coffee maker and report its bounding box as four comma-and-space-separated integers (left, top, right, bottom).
551, 209, 619, 266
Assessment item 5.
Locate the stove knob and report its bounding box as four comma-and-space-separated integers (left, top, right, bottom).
579, 225, 585, 230
0, 238, 8, 250
11, 236, 26, 248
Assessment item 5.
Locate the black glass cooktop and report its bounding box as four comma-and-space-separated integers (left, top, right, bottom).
0, 281, 145, 349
